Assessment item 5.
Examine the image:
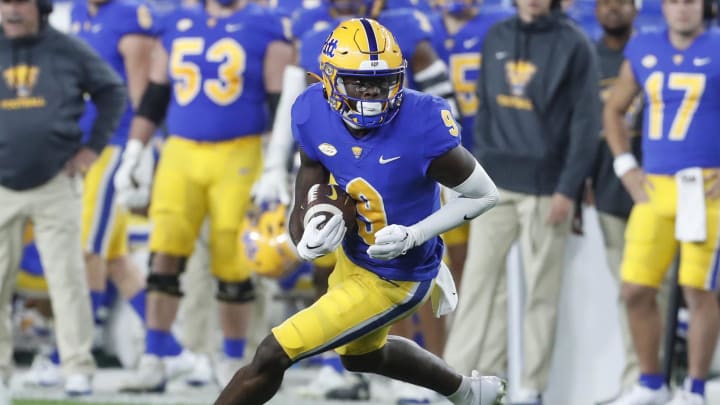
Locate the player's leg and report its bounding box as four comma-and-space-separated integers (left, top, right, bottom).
330, 269, 503, 404
122, 137, 207, 392
444, 190, 520, 376
215, 248, 433, 405
81, 147, 123, 332
673, 190, 720, 401
207, 136, 263, 386
614, 175, 677, 403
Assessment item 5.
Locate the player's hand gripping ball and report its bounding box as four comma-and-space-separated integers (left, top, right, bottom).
303, 184, 357, 232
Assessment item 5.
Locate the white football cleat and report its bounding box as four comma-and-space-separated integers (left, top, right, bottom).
471, 370, 506, 405
164, 349, 196, 380
666, 390, 705, 405
23, 354, 61, 387
607, 384, 670, 405
186, 353, 213, 387
64, 374, 92, 396
119, 354, 166, 393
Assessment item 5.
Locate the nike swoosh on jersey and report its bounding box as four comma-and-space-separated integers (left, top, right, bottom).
463, 37, 480, 49
225, 24, 243, 32
693, 57, 711, 66
379, 155, 401, 164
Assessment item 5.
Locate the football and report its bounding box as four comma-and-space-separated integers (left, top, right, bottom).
303, 184, 357, 232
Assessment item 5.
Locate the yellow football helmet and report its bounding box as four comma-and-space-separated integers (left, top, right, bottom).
319, 18, 406, 129
237, 204, 299, 279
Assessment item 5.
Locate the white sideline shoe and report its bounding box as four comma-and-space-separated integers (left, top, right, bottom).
164, 349, 196, 380
666, 390, 705, 405
607, 384, 671, 405
119, 354, 166, 393
64, 374, 92, 396
23, 354, 61, 387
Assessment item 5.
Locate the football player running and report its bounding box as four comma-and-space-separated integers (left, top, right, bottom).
215, 18, 504, 405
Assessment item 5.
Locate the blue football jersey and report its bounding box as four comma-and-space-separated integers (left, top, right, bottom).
160, 4, 290, 142
297, 6, 433, 88
71, 0, 159, 146
625, 29, 720, 174
292, 84, 461, 281
430, 10, 510, 151
291, 3, 333, 39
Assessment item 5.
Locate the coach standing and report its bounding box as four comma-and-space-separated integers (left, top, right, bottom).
0, 0, 125, 396
443, 0, 600, 403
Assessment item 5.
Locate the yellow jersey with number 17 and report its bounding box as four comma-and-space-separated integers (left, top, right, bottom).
160, 4, 290, 142
625, 29, 720, 174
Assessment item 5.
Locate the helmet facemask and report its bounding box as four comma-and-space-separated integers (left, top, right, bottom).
323, 61, 405, 129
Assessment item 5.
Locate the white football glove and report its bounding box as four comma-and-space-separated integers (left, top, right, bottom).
367, 224, 422, 261
251, 167, 290, 205
296, 214, 346, 261
114, 139, 154, 209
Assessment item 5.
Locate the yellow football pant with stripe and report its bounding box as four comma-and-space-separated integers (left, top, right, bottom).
272, 248, 433, 361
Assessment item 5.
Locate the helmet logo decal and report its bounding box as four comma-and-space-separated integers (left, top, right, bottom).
322, 37, 339, 58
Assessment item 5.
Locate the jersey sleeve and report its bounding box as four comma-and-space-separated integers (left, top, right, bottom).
114, 1, 160, 37
623, 33, 645, 82
291, 6, 324, 40
291, 88, 321, 162
421, 96, 462, 174
254, 7, 293, 43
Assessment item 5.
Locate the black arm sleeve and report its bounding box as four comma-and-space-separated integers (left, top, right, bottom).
137, 82, 171, 125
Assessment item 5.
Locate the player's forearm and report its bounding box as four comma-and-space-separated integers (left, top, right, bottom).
411, 162, 498, 245
603, 105, 632, 157
127, 116, 157, 145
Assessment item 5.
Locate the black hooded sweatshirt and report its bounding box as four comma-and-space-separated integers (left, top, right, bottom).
0, 25, 125, 190
473, 9, 600, 198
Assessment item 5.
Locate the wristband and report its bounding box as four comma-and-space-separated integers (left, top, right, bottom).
613, 153, 639, 178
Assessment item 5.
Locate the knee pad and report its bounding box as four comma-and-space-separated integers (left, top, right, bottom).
216, 279, 254, 303
146, 273, 183, 298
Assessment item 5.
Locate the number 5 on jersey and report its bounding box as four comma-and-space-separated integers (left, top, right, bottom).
170, 37, 246, 106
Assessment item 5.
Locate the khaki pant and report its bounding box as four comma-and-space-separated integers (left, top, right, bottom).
444, 188, 571, 392
0, 172, 95, 380
598, 212, 670, 390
